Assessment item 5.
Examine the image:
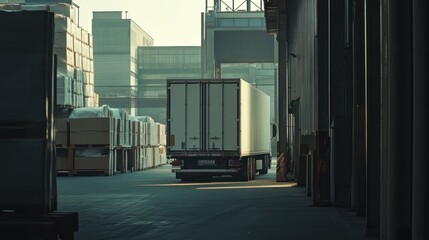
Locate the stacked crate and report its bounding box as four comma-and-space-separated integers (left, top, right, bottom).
54, 105, 169, 176
1, 2, 98, 108
55, 118, 74, 174
67, 106, 116, 176
127, 117, 140, 172
0, 12, 78, 236
139, 122, 147, 170
50, 2, 98, 108
0, 9, 57, 216
157, 123, 168, 165
135, 116, 167, 169
111, 108, 130, 173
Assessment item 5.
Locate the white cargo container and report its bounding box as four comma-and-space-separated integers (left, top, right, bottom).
167, 79, 273, 181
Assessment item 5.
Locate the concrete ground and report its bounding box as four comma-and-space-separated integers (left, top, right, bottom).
57, 161, 376, 240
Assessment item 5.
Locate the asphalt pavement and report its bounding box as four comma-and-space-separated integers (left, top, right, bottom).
57, 162, 373, 240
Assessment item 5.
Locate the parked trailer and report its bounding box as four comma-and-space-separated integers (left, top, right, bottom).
167, 79, 273, 181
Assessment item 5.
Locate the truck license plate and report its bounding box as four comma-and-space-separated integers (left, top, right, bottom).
198, 160, 216, 167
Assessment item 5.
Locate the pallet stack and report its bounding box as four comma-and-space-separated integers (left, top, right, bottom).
0, 1, 99, 108
54, 107, 167, 176
156, 123, 168, 165
111, 108, 130, 173
55, 118, 74, 174
0, 10, 78, 239
128, 116, 143, 172
136, 116, 167, 169
57, 106, 117, 176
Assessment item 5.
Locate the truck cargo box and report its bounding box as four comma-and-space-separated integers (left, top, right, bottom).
167, 79, 271, 157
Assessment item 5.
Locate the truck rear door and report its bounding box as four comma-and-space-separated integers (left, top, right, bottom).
168, 82, 201, 152
207, 81, 239, 152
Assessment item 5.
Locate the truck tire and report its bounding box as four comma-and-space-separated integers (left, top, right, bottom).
250, 157, 256, 180
258, 155, 269, 175
235, 158, 250, 181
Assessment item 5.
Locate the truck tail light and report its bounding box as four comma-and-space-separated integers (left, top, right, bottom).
171, 159, 183, 167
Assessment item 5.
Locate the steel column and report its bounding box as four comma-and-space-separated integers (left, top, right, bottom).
365, 0, 381, 236
412, 0, 429, 239
277, 1, 288, 181
380, 0, 413, 239
352, 0, 366, 217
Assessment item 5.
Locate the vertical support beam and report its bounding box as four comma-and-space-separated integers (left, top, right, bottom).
365, 0, 380, 236
380, 0, 413, 239
352, 0, 366, 217
329, 0, 354, 208
316, 0, 331, 202
380, 0, 389, 237
277, 1, 288, 181
412, 0, 429, 239
201, 12, 205, 78
388, 0, 412, 239
316, 0, 329, 131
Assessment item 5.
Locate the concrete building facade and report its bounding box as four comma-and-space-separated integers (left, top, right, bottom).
137, 46, 201, 123
92, 11, 153, 115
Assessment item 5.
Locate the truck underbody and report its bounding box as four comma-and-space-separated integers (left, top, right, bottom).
171, 154, 271, 181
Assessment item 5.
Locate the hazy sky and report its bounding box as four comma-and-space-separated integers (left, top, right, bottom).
73, 0, 206, 46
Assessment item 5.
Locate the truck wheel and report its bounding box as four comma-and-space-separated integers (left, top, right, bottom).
258, 155, 269, 175
259, 157, 268, 175
249, 157, 256, 180
236, 158, 250, 181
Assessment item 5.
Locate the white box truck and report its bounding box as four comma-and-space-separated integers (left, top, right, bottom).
167, 79, 274, 181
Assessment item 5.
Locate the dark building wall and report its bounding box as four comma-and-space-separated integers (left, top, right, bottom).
287, 0, 316, 135
328, 0, 353, 207
265, 0, 428, 237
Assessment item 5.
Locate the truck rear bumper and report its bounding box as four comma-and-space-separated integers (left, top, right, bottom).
172, 169, 239, 173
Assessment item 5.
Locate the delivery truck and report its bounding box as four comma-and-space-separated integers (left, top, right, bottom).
167, 79, 274, 181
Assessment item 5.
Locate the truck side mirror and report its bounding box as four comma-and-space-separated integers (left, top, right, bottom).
272, 123, 277, 139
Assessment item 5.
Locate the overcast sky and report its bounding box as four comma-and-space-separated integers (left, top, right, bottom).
73, 0, 206, 46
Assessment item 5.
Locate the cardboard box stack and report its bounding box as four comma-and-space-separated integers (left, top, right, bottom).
128, 117, 140, 171
0, 1, 98, 108
51, 2, 97, 107
111, 108, 131, 173
53, 105, 166, 176
66, 106, 116, 175
0, 10, 57, 212
136, 116, 167, 169
156, 123, 167, 165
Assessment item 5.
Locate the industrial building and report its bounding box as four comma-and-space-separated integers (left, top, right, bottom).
137, 46, 201, 123
265, 0, 428, 239
92, 11, 154, 116
0, 0, 428, 240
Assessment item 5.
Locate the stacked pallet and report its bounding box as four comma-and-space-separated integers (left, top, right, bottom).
156, 123, 168, 165
0, 2, 98, 108
54, 106, 167, 176
110, 108, 130, 173
0, 10, 78, 238
0, 9, 56, 213
136, 116, 167, 169
51, 3, 97, 108
57, 106, 117, 176
128, 116, 143, 172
